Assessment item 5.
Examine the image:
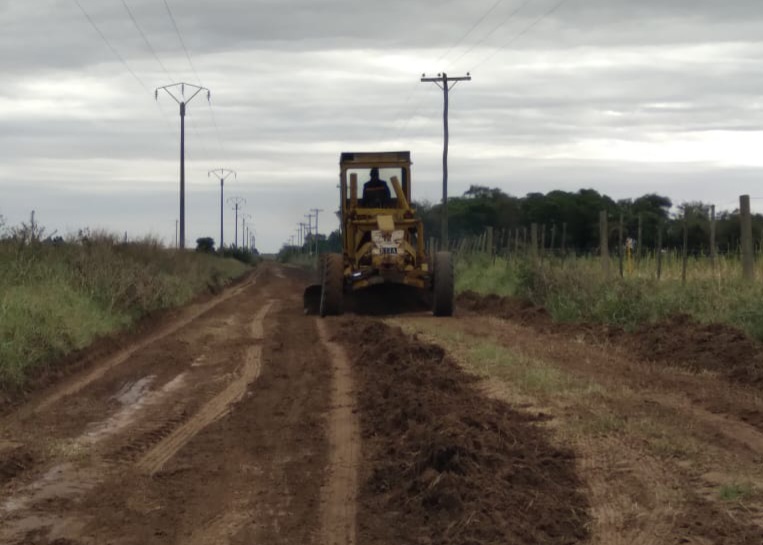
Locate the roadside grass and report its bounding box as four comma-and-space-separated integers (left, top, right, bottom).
456, 254, 763, 340
395, 320, 601, 405
393, 319, 730, 465
0, 235, 249, 390
391, 316, 763, 532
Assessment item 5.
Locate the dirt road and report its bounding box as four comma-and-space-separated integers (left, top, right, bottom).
1, 262, 762, 544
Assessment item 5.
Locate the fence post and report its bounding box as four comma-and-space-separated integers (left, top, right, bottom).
561, 222, 567, 257
637, 213, 643, 262
656, 221, 663, 280
682, 212, 688, 285
741, 194, 755, 282
540, 224, 547, 260
599, 211, 610, 277
709, 204, 716, 273
514, 228, 520, 256
618, 212, 624, 278
486, 226, 494, 257
550, 224, 556, 257
530, 223, 539, 261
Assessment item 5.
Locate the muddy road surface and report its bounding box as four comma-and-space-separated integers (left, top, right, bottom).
2, 263, 762, 544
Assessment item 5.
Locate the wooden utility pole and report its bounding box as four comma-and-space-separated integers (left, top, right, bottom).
208, 169, 236, 250
156, 83, 211, 249
311, 208, 324, 256
421, 72, 471, 250
740, 194, 755, 281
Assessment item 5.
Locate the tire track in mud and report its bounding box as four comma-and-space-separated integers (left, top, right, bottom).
33, 272, 261, 414
136, 300, 275, 476
316, 319, 359, 545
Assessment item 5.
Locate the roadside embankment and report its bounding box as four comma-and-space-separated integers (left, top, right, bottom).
0, 237, 250, 391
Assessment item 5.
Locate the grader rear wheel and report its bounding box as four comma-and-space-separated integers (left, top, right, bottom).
432, 251, 454, 317
320, 253, 344, 316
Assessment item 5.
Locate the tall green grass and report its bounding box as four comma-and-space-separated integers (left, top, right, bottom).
456, 253, 763, 340
0, 234, 249, 389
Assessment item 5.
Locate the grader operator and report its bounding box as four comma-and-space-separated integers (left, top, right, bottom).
304, 151, 454, 317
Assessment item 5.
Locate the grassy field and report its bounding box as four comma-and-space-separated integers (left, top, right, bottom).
456, 252, 763, 340
0, 234, 249, 389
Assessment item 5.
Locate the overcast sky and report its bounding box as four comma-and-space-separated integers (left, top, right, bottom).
2, 0, 763, 251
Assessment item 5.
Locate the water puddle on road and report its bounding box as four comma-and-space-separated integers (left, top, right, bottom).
0, 373, 187, 543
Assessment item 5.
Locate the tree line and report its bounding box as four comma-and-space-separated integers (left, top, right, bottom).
413, 186, 763, 255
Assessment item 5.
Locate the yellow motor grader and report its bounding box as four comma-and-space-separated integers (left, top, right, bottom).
304, 151, 454, 317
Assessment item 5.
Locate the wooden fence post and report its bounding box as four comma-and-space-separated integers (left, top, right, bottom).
600, 211, 610, 277
656, 222, 663, 280
513, 229, 519, 256
710, 204, 716, 273
561, 222, 567, 256
540, 224, 546, 259
741, 194, 755, 281
530, 223, 539, 261
682, 213, 688, 285
637, 213, 643, 262
486, 226, 494, 257
550, 224, 557, 257
618, 212, 624, 278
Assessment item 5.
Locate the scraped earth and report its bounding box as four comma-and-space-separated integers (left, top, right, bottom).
2, 264, 763, 544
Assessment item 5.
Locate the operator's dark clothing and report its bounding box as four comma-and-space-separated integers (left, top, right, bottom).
362, 178, 391, 208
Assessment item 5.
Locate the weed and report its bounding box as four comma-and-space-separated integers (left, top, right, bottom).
719, 482, 754, 502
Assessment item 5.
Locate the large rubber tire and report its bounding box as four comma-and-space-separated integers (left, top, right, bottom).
320, 253, 344, 317
432, 251, 454, 317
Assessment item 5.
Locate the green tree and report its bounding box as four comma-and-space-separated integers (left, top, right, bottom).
195, 237, 215, 253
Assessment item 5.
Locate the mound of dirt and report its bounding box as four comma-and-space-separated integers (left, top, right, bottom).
458, 291, 763, 388
629, 315, 763, 386
457, 290, 551, 327
340, 320, 589, 545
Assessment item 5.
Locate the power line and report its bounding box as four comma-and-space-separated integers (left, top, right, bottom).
450, 0, 537, 69
435, 0, 508, 66
120, 0, 175, 82
162, 0, 203, 86
72, 0, 174, 136
392, 0, 532, 139
471, 0, 573, 71
160, 0, 224, 157
71, 0, 151, 94
207, 96, 225, 158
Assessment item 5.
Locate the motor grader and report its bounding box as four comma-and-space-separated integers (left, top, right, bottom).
304, 151, 454, 317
